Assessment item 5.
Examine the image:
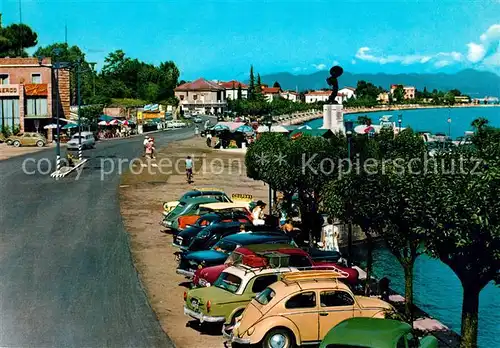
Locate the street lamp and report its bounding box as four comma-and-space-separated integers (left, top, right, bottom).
344, 119, 354, 267
447, 110, 452, 138
75, 59, 97, 161
398, 114, 403, 133
53, 48, 62, 172
265, 114, 273, 215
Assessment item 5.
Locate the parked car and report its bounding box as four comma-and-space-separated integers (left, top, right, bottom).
193, 244, 357, 288
66, 131, 96, 150
226, 270, 394, 347
176, 202, 253, 230
176, 232, 295, 278
163, 189, 231, 213
173, 212, 252, 249
179, 221, 254, 253
193, 116, 203, 123
6, 132, 47, 147
319, 317, 438, 348
184, 263, 299, 326
161, 196, 221, 231
166, 120, 187, 129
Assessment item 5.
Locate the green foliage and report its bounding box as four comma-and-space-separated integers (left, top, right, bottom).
273, 81, 281, 88
0, 23, 38, 57
248, 65, 255, 101
79, 105, 104, 129
444, 92, 455, 105
393, 85, 405, 102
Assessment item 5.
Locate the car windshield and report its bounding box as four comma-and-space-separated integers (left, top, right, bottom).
212, 240, 238, 254
255, 287, 275, 305
167, 202, 186, 217
225, 251, 244, 265
214, 272, 242, 294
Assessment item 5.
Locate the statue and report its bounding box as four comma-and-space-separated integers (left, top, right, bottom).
326, 65, 344, 104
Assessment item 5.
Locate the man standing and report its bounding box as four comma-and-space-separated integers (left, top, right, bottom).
143, 136, 149, 156
185, 155, 193, 183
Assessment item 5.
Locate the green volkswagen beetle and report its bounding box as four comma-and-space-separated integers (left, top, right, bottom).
319, 317, 438, 348
184, 263, 297, 329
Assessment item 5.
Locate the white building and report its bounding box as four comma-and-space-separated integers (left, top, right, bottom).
219, 80, 248, 100
262, 86, 282, 102
338, 87, 356, 100
280, 91, 299, 102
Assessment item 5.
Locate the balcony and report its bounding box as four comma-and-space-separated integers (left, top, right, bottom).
179, 100, 227, 106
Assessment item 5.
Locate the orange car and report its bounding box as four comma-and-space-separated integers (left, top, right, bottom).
226, 270, 394, 347
177, 202, 253, 231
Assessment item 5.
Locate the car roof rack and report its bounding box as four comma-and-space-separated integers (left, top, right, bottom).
281, 270, 348, 286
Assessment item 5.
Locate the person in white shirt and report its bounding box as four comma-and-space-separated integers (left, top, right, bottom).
322, 217, 339, 252
252, 201, 266, 226
143, 136, 149, 156
206, 132, 212, 147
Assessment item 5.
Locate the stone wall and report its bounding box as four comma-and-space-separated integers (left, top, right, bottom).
52, 68, 70, 119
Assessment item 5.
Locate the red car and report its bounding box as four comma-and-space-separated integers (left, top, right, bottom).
192, 244, 358, 287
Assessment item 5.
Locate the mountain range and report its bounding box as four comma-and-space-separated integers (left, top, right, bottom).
259, 69, 500, 97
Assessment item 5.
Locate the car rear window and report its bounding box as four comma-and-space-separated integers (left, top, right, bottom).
255, 287, 275, 305
214, 272, 242, 294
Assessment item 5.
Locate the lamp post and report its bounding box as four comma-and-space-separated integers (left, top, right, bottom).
398, 113, 403, 133
75, 60, 97, 161
344, 119, 354, 267
53, 48, 62, 172
265, 114, 273, 215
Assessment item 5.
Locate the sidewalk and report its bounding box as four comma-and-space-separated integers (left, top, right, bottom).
0, 142, 56, 161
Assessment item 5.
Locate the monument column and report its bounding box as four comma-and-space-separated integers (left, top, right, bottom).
321, 65, 346, 133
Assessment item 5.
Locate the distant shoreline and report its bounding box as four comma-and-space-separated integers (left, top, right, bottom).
281, 104, 499, 126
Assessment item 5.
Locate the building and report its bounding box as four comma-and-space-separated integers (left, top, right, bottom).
377, 92, 390, 104
261, 86, 282, 102
175, 78, 227, 114
454, 95, 471, 104
0, 57, 70, 138
280, 91, 299, 102
338, 87, 356, 100
305, 90, 346, 104
390, 84, 416, 100
219, 80, 248, 100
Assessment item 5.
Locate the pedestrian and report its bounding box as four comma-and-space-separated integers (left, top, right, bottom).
143, 136, 149, 156
206, 132, 212, 147
322, 217, 339, 252
252, 201, 266, 226
145, 140, 153, 159
149, 137, 156, 159
195, 125, 199, 136
185, 155, 193, 183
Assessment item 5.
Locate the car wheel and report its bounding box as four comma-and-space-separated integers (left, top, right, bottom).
6, 140, 12, 145
36, 140, 44, 147
13, 140, 21, 147
262, 328, 295, 348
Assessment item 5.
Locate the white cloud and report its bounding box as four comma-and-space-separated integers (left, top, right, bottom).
332, 60, 340, 66
354, 47, 463, 69
466, 24, 500, 66
292, 67, 303, 72
351, 59, 356, 64
312, 63, 327, 70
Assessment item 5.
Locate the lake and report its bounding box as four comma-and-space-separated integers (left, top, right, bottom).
306, 106, 500, 139
307, 107, 500, 347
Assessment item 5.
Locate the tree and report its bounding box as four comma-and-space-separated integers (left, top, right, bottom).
0, 23, 38, 57
273, 81, 281, 89
393, 85, 405, 103
471, 117, 488, 130
255, 73, 265, 102
444, 92, 455, 105
425, 129, 500, 348
79, 105, 104, 130
248, 65, 255, 101
449, 89, 461, 96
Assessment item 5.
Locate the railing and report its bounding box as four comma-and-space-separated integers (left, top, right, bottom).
24, 113, 50, 119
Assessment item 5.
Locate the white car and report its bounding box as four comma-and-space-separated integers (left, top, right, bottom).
166, 121, 187, 129
67, 131, 95, 150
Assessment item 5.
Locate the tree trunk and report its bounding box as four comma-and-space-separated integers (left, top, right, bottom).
460, 284, 480, 348
364, 233, 373, 296
403, 261, 415, 324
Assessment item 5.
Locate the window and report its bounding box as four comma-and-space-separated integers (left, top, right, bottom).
193, 94, 198, 100
288, 255, 312, 268
31, 73, 42, 84
285, 292, 316, 309
255, 287, 275, 305
320, 291, 354, 307
214, 272, 242, 294
0, 74, 9, 85
26, 98, 48, 116
252, 275, 278, 293
0, 99, 20, 130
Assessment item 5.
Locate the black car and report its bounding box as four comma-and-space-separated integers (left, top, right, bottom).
183, 221, 254, 252
173, 212, 252, 249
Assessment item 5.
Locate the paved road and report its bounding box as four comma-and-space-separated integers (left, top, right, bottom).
0, 126, 200, 347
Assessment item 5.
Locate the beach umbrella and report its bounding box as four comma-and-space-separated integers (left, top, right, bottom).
62, 123, 78, 130
234, 125, 254, 133
121, 120, 134, 126
212, 124, 230, 131
98, 120, 108, 126
109, 119, 120, 126
298, 125, 312, 130
99, 114, 115, 122
43, 124, 59, 129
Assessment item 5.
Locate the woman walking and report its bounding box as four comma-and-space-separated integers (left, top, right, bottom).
322, 217, 339, 252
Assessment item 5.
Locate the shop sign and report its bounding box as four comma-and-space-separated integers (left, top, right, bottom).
0, 85, 18, 96
25, 84, 48, 96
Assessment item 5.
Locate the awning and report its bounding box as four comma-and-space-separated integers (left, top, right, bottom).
99, 114, 116, 122
256, 125, 289, 133
62, 123, 78, 130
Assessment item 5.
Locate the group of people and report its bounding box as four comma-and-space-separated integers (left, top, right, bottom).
143, 136, 156, 159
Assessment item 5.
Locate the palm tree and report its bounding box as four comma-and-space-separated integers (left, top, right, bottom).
471, 117, 488, 130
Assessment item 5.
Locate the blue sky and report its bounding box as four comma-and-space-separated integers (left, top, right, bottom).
2, 0, 500, 80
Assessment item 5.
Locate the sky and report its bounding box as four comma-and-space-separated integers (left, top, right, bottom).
1, 0, 500, 80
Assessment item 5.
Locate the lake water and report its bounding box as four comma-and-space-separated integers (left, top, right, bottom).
306, 106, 500, 139
307, 107, 500, 347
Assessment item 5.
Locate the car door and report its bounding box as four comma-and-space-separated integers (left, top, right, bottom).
318, 290, 355, 339
282, 291, 319, 343
22, 133, 31, 145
